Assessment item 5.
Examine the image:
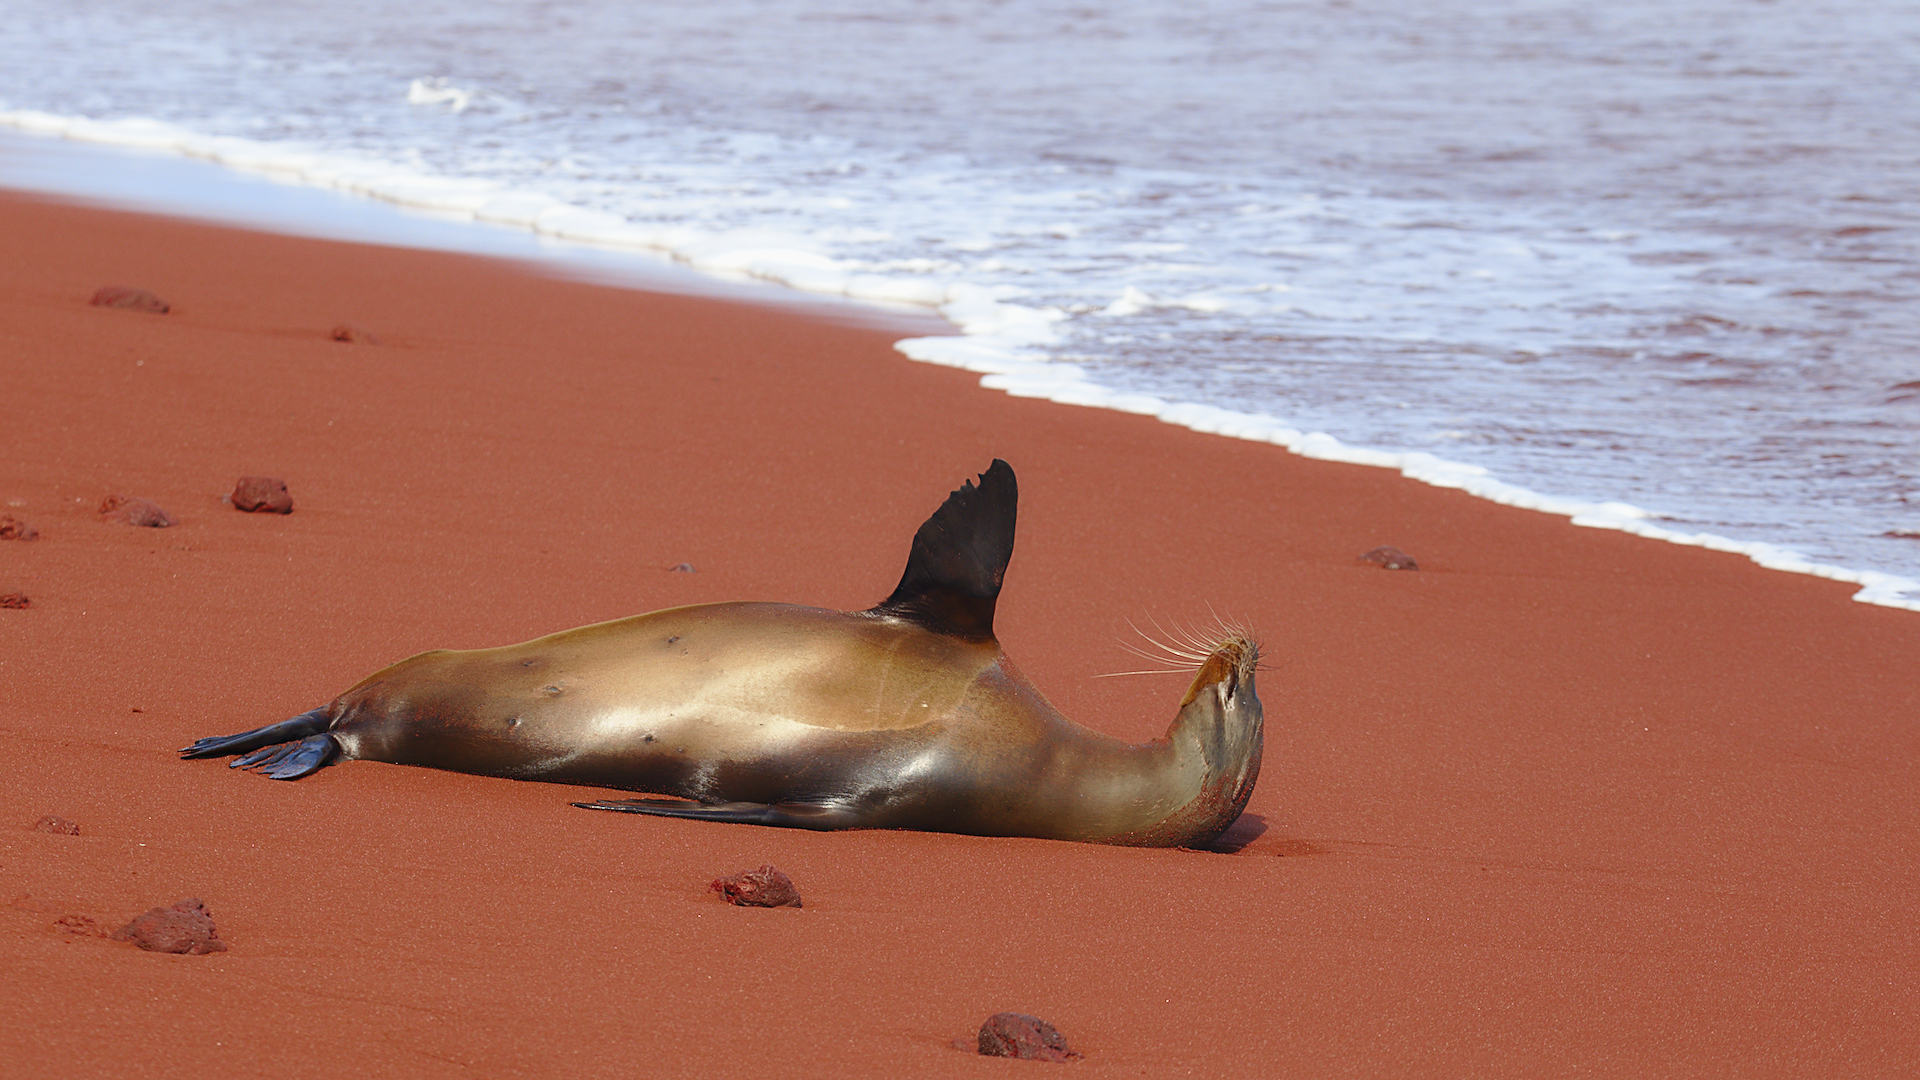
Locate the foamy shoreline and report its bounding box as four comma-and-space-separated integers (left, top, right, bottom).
7, 113, 1915, 612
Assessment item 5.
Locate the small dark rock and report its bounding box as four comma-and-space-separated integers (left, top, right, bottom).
0, 592, 29, 609
710, 865, 803, 908
111, 898, 227, 954
329, 324, 378, 344
1360, 545, 1418, 570
99, 494, 174, 528
0, 515, 37, 541
90, 286, 170, 314
978, 1013, 1082, 1063
231, 476, 294, 514
33, 815, 80, 835
668, 563, 696, 573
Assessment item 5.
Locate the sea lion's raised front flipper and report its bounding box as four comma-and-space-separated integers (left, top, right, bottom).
572, 797, 866, 831
869, 458, 1017, 642
179, 707, 332, 760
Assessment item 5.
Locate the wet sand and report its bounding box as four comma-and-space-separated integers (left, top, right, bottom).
2, 191, 1916, 1078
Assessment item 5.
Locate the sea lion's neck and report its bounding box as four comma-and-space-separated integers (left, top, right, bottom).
1056, 643, 1265, 848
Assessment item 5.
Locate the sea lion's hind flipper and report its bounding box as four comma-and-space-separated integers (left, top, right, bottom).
228, 734, 340, 780
869, 458, 1017, 642
572, 797, 865, 831
179, 707, 332, 759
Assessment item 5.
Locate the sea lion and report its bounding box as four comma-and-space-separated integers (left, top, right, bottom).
180, 460, 1264, 847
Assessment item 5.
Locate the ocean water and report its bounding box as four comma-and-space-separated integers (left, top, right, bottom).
4, 0, 1917, 608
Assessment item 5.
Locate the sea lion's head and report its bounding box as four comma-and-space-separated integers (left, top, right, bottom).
1176, 633, 1264, 793
1108, 628, 1265, 848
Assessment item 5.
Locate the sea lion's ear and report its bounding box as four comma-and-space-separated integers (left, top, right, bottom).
869, 459, 1017, 642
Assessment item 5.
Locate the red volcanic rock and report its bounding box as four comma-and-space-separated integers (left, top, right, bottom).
111, 898, 228, 954
0, 592, 30, 609
710, 865, 803, 908
977, 1012, 1082, 1062
89, 285, 170, 313
98, 494, 174, 527
231, 476, 294, 514
0, 515, 36, 540
33, 815, 80, 835
329, 324, 378, 344
1360, 545, 1419, 570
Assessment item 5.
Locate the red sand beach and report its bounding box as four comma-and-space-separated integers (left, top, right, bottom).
3, 191, 1917, 1078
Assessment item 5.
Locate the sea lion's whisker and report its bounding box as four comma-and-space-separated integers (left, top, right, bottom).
1126, 616, 1188, 657
1122, 616, 1221, 666
1118, 634, 1205, 667
1117, 611, 1270, 681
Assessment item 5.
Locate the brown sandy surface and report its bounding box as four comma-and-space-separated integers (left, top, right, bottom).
2, 191, 1916, 1078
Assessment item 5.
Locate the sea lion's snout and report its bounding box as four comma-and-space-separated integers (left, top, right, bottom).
1178, 634, 1259, 709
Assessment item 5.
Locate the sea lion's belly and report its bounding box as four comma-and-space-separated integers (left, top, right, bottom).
330, 602, 1007, 800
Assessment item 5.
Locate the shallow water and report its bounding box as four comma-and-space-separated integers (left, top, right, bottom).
4, 0, 1917, 603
